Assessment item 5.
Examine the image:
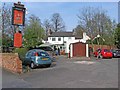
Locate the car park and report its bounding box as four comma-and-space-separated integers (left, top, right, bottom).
23, 49, 52, 69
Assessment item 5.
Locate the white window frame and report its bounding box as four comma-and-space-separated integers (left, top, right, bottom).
68, 37, 71, 40
52, 37, 56, 41
58, 37, 61, 41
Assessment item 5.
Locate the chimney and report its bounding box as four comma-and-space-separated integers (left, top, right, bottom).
83, 32, 90, 41
48, 28, 52, 36
73, 29, 76, 35
83, 32, 86, 40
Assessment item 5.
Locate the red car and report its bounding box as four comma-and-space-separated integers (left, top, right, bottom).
94, 49, 113, 58
94, 49, 100, 57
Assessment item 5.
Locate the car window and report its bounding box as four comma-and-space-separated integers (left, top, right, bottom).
38, 52, 49, 56
39, 47, 53, 51
26, 51, 34, 57
116, 50, 120, 53
110, 49, 116, 53
104, 49, 110, 52
97, 49, 101, 52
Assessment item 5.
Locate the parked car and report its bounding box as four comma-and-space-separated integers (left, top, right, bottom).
110, 49, 117, 57
94, 49, 113, 58
23, 49, 52, 69
37, 46, 56, 61
111, 49, 120, 58
93, 49, 101, 57
38, 46, 55, 55
29, 46, 56, 62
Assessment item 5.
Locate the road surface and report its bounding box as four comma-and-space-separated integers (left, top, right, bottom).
2, 56, 118, 88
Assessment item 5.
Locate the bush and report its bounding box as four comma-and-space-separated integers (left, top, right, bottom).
14, 48, 28, 62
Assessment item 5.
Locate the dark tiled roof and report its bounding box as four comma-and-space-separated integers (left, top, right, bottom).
48, 32, 74, 37
48, 32, 82, 39
75, 35, 83, 39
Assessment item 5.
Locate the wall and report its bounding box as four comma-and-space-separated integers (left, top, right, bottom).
86, 44, 89, 57
89, 44, 117, 52
48, 36, 76, 53
48, 37, 64, 45
64, 37, 75, 53
0, 53, 22, 74
80, 32, 90, 43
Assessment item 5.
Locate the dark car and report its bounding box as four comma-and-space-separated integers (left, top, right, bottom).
23, 49, 52, 69
111, 49, 120, 58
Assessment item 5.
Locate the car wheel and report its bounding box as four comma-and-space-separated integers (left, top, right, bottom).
30, 62, 35, 69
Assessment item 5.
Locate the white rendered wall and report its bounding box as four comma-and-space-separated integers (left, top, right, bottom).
86, 44, 89, 57
70, 44, 73, 58
48, 37, 64, 45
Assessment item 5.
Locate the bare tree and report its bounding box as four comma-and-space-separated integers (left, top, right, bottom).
2, 3, 14, 35
77, 6, 116, 45
74, 25, 85, 37
43, 19, 52, 36
2, 3, 14, 47
51, 13, 65, 32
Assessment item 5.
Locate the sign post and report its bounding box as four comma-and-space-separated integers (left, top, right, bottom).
12, 2, 26, 48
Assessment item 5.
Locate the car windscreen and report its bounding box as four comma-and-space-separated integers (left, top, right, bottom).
104, 49, 110, 52
116, 50, 120, 53
110, 49, 116, 53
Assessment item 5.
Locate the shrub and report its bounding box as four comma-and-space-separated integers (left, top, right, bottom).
14, 48, 28, 62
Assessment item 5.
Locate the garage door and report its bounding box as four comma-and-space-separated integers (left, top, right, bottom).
73, 42, 86, 57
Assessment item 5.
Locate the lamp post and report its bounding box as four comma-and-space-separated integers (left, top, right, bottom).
96, 34, 105, 48
92, 34, 105, 51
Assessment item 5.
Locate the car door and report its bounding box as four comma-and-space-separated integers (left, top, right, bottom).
24, 51, 33, 65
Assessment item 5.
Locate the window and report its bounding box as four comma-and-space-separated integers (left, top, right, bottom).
26, 51, 34, 57
39, 46, 53, 51
68, 37, 71, 39
104, 49, 110, 52
52, 37, 56, 41
58, 37, 61, 41
38, 52, 49, 56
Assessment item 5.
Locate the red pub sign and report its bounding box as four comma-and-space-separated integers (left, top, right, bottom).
14, 32, 22, 48
12, 4, 25, 26
13, 9, 24, 25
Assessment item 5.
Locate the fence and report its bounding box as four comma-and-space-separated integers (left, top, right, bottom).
89, 44, 117, 52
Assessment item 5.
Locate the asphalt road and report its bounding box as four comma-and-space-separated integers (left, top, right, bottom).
2, 56, 118, 88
